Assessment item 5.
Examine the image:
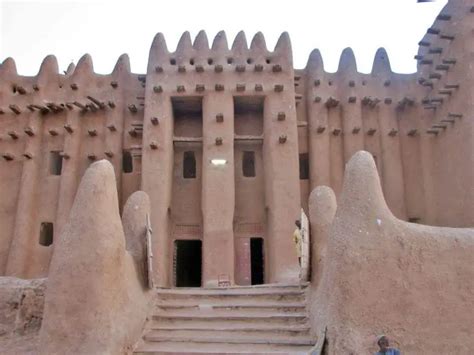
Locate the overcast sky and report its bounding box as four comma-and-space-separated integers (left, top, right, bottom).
0, 0, 447, 75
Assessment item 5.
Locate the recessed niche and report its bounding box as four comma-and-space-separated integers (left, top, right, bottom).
39, 222, 53, 246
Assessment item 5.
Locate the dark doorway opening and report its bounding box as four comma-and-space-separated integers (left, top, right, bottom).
250, 238, 264, 285
122, 150, 133, 173
174, 240, 202, 287
183, 151, 196, 178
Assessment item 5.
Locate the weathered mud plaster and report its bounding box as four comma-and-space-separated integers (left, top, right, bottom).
38, 161, 152, 354
309, 151, 474, 354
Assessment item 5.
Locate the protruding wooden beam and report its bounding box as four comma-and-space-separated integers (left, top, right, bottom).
128, 104, 138, 113
314, 96, 321, 103
108, 101, 116, 109
348, 96, 356, 103
59, 152, 70, 160
255, 84, 263, 92
278, 135, 287, 143
277, 112, 286, 121
427, 28, 440, 35
195, 84, 205, 92
236, 84, 246, 92
177, 85, 185, 93
440, 34, 455, 41
432, 124, 447, 130
178, 65, 186, 73
352, 127, 360, 134
447, 113, 463, 118
153, 86, 163, 93
426, 129, 439, 135
325, 97, 339, 108
23, 152, 33, 160
88, 129, 97, 137
445, 84, 459, 89
317, 126, 326, 134
437, 14, 451, 21
236, 65, 245, 73
254, 64, 263, 72
87, 154, 96, 161
215, 84, 224, 91
214, 64, 223, 73
155, 65, 163, 73
107, 124, 117, 132
64, 124, 74, 133
215, 137, 223, 145
151, 117, 159, 125
408, 129, 418, 136
441, 119, 455, 124
388, 128, 398, 137
332, 128, 341, 136
367, 128, 377, 136
48, 129, 58, 136
9, 105, 21, 115
70, 83, 78, 90
272, 64, 282, 72
73, 101, 87, 110
216, 113, 224, 123
110, 81, 118, 88
24, 127, 35, 136
8, 131, 19, 139
16, 86, 27, 95
195, 65, 204, 73
2, 153, 14, 161
150, 141, 158, 150
274, 84, 284, 92
87, 96, 106, 109
104, 151, 114, 158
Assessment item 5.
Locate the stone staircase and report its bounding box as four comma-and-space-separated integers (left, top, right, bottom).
133, 283, 316, 354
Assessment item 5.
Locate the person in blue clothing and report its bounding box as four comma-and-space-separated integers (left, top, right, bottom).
375, 335, 400, 355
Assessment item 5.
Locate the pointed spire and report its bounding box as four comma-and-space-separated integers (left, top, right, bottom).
372, 48, 392, 75
66, 62, 76, 75
37, 55, 59, 77
176, 31, 193, 54
231, 31, 248, 51
0, 57, 17, 75
193, 30, 209, 50
250, 32, 267, 51
337, 47, 357, 74
74, 54, 94, 78
306, 49, 324, 73
274, 32, 291, 53
112, 53, 131, 75
212, 31, 228, 51
150, 32, 169, 56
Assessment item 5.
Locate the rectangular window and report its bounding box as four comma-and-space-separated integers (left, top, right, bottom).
122, 150, 133, 173
299, 153, 309, 180
50, 151, 63, 175
242, 151, 256, 177
39, 222, 53, 246
183, 151, 196, 179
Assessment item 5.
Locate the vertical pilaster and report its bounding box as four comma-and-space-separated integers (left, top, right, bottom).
201, 93, 235, 286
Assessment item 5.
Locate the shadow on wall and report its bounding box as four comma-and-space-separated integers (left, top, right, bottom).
308, 151, 474, 354
37, 160, 153, 355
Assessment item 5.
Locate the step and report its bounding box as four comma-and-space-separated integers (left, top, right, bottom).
155, 300, 307, 310
150, 317, 309, 328
156, 292, 306, 303
152, 306, 306, 317
134, 340, 314, 354
153, 310, 308, 320
155, 287, 306, 297
148, 321, 311, 333
142, 332, 315, 346
144, 328, 310, 341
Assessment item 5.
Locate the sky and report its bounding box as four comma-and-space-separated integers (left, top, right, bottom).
0, 0, 448, 75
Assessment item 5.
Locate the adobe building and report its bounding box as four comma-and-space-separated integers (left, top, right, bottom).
0, 0, 472, 353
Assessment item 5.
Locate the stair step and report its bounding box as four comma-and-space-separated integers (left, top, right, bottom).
153, 310, 308, 319
145, 328, 310, 339
152, 317, 309, 328
143, 332, 315, 345
156, 301, 306, 310
149, 321, 310, 332
155, 307, 305, 316
134, 340, 314, 354
156, 287, 306, 297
